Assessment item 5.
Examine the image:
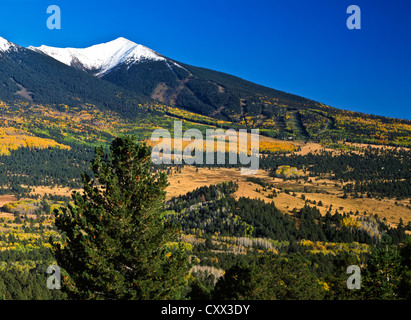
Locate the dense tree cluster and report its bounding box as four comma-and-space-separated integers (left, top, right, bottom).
0, 145, 95, 193
0, 263, 66, 300
167, 182, 407, 245
189, 236, 411, 300
0, 48, 151, 119
182, 147, 411, 200
0, 209, 66, 300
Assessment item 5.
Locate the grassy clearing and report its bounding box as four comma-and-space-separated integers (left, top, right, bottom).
165, 166, 411, 228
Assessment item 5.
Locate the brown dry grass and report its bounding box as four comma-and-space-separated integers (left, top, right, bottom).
166, 166, 410, 228
30, 186, 80, 197
166, 166, 253, 200
345, 141, 410, 151
294, 142, 336, 155
0, 195, 17, 208
294, 141, 409, 157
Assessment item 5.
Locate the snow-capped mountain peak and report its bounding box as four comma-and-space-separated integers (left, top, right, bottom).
28, 37, 165, 76
0, 36, 18, 53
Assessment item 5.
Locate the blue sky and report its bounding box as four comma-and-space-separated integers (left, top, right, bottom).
1, 0, 410, 120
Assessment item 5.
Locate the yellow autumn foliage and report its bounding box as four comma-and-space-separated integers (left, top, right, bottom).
0, 127, 70, 155
342, 217, 360, 228
146, 134, 295, 156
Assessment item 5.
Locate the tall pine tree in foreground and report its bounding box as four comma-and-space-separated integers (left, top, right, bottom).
51, 135, 190, 299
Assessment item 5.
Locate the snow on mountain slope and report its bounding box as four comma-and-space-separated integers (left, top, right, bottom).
0, 36, 18, 53
28, 37, 165, 76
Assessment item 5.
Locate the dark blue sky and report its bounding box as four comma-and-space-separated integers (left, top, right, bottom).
1, 0, 410, 120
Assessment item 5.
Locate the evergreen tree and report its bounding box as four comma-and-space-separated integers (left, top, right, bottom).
212, 261, 253, 300
188, 277, 211, 300
362, 235, 403, 299
398, 236, 411, 300
51, 135, 190, 300
213, 253, 325, 300
322, 251, 362, 300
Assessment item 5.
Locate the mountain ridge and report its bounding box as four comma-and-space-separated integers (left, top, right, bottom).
28, 37, 166, 77
0, 36, 19, 53
0, 35, 409, 147
26, 37, 327, 115
0, 37, 152, 119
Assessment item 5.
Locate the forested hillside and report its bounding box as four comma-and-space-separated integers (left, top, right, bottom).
166, 182, 410, 300
0, 47, 151, 119
1, 180, 409, 300
0, 37, 409, 301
